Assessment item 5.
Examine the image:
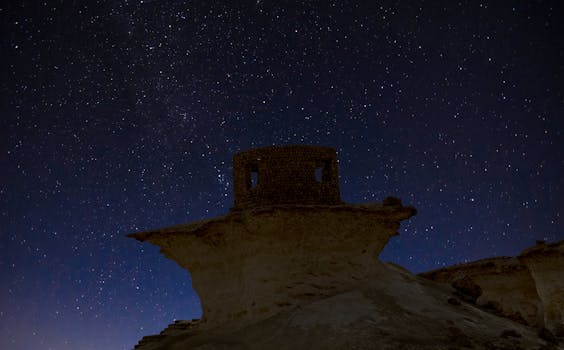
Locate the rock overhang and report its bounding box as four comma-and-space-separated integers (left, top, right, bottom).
128, 200, 416, 329
128, 201, 416, 242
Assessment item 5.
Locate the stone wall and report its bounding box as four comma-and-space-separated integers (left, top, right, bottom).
232, 145, 342, 209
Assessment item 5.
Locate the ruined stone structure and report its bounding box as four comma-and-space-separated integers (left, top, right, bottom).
232, 145, 341, 209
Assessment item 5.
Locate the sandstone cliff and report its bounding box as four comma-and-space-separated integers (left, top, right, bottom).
520, 241, 564, 337
129, 201, 415, 330
130, 259, 558, 350
421, 240, 564, 339
129, 204, 562, 350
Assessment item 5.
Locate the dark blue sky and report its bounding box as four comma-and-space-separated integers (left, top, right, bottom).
1, 1, 563, 349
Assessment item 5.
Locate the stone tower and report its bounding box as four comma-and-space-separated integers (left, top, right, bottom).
232, 145, 342, 209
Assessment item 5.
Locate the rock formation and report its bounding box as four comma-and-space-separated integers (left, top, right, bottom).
420, 257, 543, 327
128, 145, 563, 349
130, 203, 414, 330
520, 241, 564, 337
421, 240, 564, 339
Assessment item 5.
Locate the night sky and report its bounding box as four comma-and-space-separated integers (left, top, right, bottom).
1, 1, 563, 349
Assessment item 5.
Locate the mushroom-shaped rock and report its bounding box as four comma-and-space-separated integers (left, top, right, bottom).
129, 202, 416, 329
129, 145, 416, 329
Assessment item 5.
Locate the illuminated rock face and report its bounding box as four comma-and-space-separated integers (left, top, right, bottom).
128, 211, 564, 350
420, 257, 543, 327
519, 241, 564, 337
130, 257, 553, 350
421, 241, 564, 337
130, 203, 415, 329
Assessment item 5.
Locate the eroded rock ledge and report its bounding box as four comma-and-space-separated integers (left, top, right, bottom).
128, 209, 563, 350
420, 240, 564, 337
129, 201, 416, 330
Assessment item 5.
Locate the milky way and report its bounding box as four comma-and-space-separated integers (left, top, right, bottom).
1, 1, 562, 349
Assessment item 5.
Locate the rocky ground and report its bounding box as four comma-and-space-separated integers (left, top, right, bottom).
134, 260, 562, 350
421, 240, 564, 340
